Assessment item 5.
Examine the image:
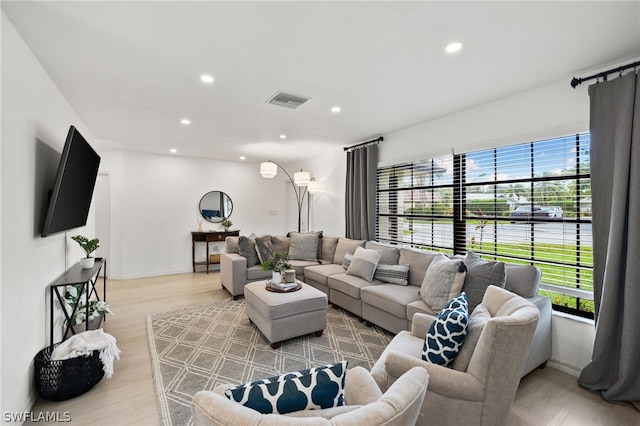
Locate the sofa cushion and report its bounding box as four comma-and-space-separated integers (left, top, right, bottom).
320, 237, 339, 263
271, 236, 291, 257
373, 264, 410, 285
247, 266, 271, 281
333, 238, 366, 265
346, 247, 382, 282
361, 284, 422, 318
462, 251, 506, 311
422, 293, 469, 366
328, 273, 378, 299
398, 248, 440, 286
288, 232, 320, 261
365, 241, 400, 265
254, 235, 274, 263
224, 360, 347, 415
406, 299, 437, 322
288, 260, 319, 277
304, 264, 346, 288
451, 303, 491, 372
419, 254, 467, 311
238, 236, 259, 267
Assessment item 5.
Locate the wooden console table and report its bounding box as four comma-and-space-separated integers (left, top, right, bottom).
191, 230, 240, 273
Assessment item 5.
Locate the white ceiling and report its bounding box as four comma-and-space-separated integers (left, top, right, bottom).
3, 1, 640, 163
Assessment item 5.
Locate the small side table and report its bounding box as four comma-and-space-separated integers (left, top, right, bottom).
191, 230, 240, 273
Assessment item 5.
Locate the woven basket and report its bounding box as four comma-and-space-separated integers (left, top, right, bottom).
34, 343, 104, 401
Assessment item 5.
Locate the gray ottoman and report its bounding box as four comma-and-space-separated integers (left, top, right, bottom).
244, 281, 328, 349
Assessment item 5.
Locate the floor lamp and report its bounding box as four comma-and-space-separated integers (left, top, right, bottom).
260, 161, 313, 232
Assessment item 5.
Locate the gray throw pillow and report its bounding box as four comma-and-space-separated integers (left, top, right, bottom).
373, 264, 410, 285
255, 235, 274, 263
462, 251, 506, 312
238, 236, 259, 267
270, 236, 290, 257
288, 233, 320, 261
346, 247, 382, 282
419, 254, 467, 311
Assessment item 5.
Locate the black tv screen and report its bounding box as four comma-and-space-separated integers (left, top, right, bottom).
41, 126, 101, 237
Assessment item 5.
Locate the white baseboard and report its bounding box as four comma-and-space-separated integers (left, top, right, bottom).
548, 359, 582, 378
108, 267, 198, 280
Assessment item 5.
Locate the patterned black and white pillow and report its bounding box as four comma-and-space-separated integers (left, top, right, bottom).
373, 264, 410, 285
224, 360, 347, 415
422, 293, 469, 366
342, 253, 353, 270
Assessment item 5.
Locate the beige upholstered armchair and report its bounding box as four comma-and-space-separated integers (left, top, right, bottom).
191, 366, 428, 426
371, 285, 539, 426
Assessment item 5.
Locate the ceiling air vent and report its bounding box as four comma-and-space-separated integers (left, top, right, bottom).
266, 92, 311, 110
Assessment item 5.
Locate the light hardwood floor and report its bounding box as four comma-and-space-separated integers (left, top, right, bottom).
28, 273, 639, 425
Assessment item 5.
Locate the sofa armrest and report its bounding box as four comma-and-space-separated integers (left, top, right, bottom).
344, 366, 383, 406
410, 313, 436, 338
192, 391, 264, 426
220, 253, 247, 297
385, 351, 484, 401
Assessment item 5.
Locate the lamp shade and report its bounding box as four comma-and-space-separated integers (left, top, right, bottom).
294, 171, 311, 186
260, 162, 278, 178
308, 180, 325, 194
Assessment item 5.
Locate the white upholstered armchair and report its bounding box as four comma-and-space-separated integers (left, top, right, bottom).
191, 366, 428, 426
370, 285, 539, 426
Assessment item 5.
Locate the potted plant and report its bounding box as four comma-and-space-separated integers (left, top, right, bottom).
62, 283, 113, 333
221, 219, 232, 231
259, 252, 292, 284
71, 235, 100, 269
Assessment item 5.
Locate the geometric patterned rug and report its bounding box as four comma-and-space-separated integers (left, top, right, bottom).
146, 298, 394, 426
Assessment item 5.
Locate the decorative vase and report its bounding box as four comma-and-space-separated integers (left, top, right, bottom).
271, 271, 284, 284
71, 314, 104, 334
80, 257, 95, 269
284, 269, 296, 283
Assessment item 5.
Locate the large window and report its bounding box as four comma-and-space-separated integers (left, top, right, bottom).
377, 133, 593, 318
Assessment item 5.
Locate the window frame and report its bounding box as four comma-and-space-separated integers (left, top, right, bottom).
376, 133, 593, 319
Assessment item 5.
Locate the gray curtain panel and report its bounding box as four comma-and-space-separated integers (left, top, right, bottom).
345, 143, 378, 240
578, 71, 640, 408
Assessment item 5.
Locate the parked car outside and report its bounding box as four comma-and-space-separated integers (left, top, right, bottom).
509, 205, 549, 218
540, 206, 563, 218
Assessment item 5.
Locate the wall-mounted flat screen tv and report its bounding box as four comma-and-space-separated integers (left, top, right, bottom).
41, 126, 101, 237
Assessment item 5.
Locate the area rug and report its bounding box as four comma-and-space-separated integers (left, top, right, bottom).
146, 298, 393, 426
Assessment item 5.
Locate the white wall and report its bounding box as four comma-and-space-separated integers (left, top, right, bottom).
98, 151, 294, 279
380, 79, 590, 167
1, 13, 97, 420
286, 149, 346, 238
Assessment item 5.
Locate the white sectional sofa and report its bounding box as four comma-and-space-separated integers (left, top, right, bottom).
220, 234, 551, 377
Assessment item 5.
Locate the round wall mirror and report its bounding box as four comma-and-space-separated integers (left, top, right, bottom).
199, 191, 233, 223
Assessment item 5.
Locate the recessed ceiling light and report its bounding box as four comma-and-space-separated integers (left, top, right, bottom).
239, 156, 246, 160
180, 118, 191, 125
200, 74, 214, 84
445, 42, 463, 53
170, 148, 177, 154
279, 134, 287, 139
331, 106, 341, 113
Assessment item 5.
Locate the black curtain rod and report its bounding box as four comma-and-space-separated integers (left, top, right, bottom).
571, 60, 640, 88
343, 136, 384, 151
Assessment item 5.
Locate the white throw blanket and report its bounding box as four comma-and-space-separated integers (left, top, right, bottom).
51, 329, 121, 378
